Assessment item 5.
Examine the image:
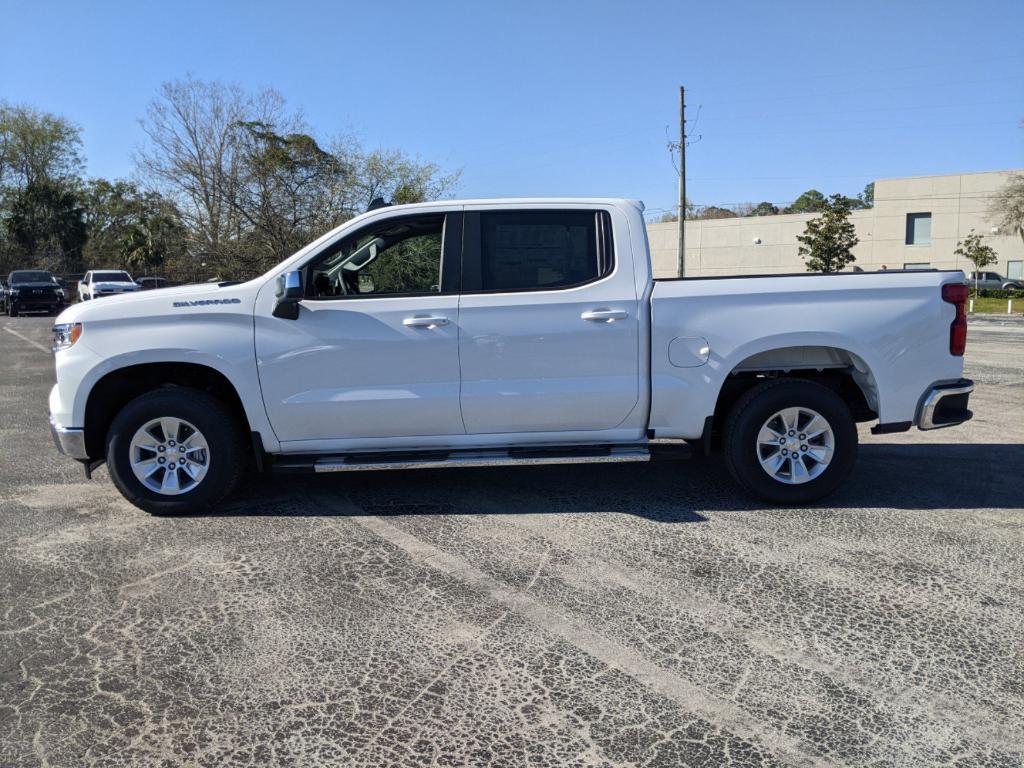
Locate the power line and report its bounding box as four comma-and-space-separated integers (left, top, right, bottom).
694, 53, 1024, 95
696, 99, 1022, 123
644, 189, 1014, 215
690, 74, 1023, 107
707, 119, 1018, 138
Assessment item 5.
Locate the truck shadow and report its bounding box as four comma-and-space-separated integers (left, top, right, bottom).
218, 443, 1024, 521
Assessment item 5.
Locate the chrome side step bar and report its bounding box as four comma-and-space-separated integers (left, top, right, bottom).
313, 445, 652, 473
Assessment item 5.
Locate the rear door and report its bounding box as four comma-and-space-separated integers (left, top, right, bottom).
456, 205, 640, 434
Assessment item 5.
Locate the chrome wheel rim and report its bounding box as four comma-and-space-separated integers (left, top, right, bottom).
756, 407, 834, 485
129, 417, 210, 495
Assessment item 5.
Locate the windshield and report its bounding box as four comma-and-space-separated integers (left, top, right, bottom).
10, 271, 56, 284
93, 271, 133, 282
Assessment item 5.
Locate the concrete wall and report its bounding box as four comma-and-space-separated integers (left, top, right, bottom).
647, 170, 1024, 279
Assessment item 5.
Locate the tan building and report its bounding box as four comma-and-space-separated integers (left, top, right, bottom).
647, 170, 1024, 280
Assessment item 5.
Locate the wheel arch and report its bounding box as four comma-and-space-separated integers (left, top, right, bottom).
83, 361, 251, 460
709, 344, 880, 444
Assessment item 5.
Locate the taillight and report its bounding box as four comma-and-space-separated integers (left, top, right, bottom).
942, 283, 968, 356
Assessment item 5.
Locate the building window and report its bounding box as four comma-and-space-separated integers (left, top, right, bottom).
903, 262, 930, 270
905, 213, 931, 245
1008, 261, 1023, 281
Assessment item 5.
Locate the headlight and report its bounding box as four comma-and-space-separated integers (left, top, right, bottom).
56, 288, 65, 298
9, 289, 19, 297
52, 323, 83, 352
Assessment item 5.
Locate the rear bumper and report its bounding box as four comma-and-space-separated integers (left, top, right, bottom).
918, 378, 974, 430
49, 415, 89, 459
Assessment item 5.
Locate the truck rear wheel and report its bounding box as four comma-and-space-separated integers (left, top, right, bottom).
106, 388, 246, 515
723, 378, 857, 504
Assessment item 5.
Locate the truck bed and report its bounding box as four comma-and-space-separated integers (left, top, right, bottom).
647, 269, 968, 439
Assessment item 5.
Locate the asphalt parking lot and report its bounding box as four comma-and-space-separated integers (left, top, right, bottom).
1, 314, 1022, 767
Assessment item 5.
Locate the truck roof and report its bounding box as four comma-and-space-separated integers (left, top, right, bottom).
370, 197, 645, 212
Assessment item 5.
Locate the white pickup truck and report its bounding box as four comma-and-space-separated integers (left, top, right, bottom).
49, 199, 974, 515
78, 270, 140, 301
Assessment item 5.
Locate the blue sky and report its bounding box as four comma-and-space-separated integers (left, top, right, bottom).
2, 0, 1022, 217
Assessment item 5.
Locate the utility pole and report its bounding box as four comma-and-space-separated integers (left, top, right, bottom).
677, 86, 686, 278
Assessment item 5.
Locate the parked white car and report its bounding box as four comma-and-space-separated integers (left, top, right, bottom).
49, 198, 974, 515
78, 270, 139, 301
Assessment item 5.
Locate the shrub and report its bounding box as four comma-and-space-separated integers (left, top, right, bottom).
977, 288, 1024, 299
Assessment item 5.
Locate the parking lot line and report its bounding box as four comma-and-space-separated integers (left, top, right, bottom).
3, 325, 51, 354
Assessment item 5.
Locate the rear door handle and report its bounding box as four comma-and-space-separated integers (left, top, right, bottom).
403, 315, 449, 328
581, 309, 629, 323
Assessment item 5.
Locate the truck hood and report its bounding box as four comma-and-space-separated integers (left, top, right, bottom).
89, 281, 139, 290
57, 279, 261, 324
10, 281, 61, 290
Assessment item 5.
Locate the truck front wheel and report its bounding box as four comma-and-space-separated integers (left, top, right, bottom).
723, 379, 857, 505
106, 388, 247, 515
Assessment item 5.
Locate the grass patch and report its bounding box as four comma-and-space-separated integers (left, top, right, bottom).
970, 296, 1024, 315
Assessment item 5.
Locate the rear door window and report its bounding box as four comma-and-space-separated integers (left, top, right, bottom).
462, 210, 613, 293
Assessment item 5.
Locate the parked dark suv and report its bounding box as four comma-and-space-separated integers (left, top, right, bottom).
5, 270, 66, 316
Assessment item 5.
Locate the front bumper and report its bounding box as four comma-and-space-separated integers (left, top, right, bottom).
49, 415, 89, 459
918, 379, 974, 430
12, 298, 62, 311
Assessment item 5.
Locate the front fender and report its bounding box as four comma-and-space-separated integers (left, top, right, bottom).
54, 311, 279, 453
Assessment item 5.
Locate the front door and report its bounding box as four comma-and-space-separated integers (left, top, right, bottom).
457, 207, 640, 434
256, 211, 465, 445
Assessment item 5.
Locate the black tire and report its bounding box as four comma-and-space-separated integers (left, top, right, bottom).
723, 378, 858, 505
8, 303, 18, 317
106, 388, 247, 515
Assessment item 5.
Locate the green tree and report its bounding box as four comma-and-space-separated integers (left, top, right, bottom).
858, 182, 874, 209
228, 120, 350, 272
750, 201, 779, 216
796, 194, 859, 273
784, 189, 827, 214
352, 147, 461, 210
0, 103, 84, 190
80, 178, 186, 274
119, 208, 185, 274
0, 103, 86, 273
5, 179, 87, 271
695, 205, 737, 220
135, 77, 460, 281
953, 229, 997, 295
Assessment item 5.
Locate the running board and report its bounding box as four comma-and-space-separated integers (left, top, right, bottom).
271, 444, 685, 474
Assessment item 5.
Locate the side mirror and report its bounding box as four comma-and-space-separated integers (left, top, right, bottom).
273, 270, 303, 320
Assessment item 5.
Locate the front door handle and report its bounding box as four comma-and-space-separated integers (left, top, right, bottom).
581, 309, 629, 323
403, 315, 449, 328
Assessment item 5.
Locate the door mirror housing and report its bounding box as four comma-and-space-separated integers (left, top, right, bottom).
273, 270, 303, 319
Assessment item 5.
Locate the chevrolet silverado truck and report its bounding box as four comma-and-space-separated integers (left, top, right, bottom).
49, 199, 974, 515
